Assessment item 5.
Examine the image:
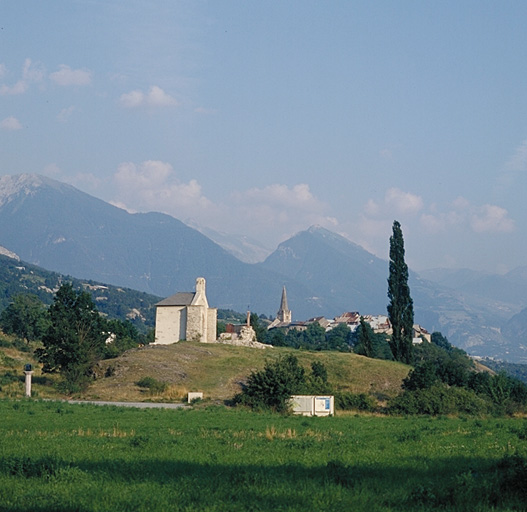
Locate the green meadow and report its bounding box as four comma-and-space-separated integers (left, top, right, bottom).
1, 400, 526, 511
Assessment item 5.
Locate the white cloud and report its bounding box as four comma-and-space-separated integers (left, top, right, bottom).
0, 58, 44, 95
470, 204, 515, 233
360, 188, 423, 224
42, 163, 62, 177
119, 90, 144, 108
68, 173, 103, 192
385, 187, 424, 214
505, 139, 527, 172
22, 58, 45, 82
418, 197, 514, 235
420, 213, 446, 233
355, 189, 516, 266
119, 86, 178, 108
0, 81, 27, 96
452, 196, 470, 210
49, 65, 92, 86
147, 85, 178, 107
221, 183, 337, 245
0, 116, 22, 131
113, 161, 211, 216
111, 162, 335, 248
57, 106, 76, 122
364, 199, 380, 216
241, 183, 321, 210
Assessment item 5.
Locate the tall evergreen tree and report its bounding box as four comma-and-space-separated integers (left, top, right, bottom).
357, 316, 375, 358
387, 220, 414, 364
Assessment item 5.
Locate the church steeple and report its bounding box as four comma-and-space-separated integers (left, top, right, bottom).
277, 285, 292, 324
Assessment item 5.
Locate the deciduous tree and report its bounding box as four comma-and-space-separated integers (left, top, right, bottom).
37, 284, 106, 392
236, 354, 307, 412
0, 294, 49, 342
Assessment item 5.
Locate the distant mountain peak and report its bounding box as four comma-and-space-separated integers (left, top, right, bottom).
0, 173, 69, 207
306, 225, 333, 236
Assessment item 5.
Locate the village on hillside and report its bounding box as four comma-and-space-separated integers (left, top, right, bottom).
153, 277, 431, 347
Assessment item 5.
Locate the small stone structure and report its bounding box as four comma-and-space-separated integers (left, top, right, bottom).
154, 277, 217, 344
218, 311, 272, 349
188, 392, 203, 403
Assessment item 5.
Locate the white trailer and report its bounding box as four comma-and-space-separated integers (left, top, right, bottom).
289, 395, 334, 416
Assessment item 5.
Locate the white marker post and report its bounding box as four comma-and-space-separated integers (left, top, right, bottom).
24, 364, 33, 398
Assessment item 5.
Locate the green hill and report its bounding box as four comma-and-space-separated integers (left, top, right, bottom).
0, 337, 410, 403
88, 342, 410, 403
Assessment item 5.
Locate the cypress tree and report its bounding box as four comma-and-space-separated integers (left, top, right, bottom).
387, 220, 414, 364
357, 316, 375, 358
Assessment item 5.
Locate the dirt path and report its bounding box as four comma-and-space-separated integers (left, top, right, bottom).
66, 399, 188, 409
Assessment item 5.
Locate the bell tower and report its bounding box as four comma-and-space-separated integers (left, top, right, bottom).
277, 285, 292, 324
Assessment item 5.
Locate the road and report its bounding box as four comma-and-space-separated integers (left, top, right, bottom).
65, 399, 188, 409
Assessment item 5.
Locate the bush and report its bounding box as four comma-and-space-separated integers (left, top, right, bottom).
469, 371, 527, 413
12, 338, 31, 353
0, 372, 20, 387
389, 384, 490, 416
136, 377, 168, 394
235, 354, 308, 413
335, 392, 376, 412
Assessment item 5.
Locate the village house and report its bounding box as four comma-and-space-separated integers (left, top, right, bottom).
333, 311, 361, 333
412, 324, 432, 344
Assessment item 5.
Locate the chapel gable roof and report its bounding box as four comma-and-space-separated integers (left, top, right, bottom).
156, 292, 196, 307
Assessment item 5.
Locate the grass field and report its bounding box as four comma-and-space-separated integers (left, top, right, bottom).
1, 399, 526, 511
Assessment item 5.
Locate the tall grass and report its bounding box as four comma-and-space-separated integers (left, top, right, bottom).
1, 400, 526, 511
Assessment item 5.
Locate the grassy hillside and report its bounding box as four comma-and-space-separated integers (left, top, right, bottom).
89, 342, 410, 403
0, 335, 61, 399
0, 338, 410, 403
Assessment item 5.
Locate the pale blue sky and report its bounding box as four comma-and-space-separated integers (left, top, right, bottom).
1, 1, 527, 273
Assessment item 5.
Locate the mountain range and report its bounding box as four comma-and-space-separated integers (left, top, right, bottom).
1, 173, 526, 362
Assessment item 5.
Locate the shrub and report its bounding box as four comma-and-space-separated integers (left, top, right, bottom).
389, 384, 490, 416
335, 392, 376, 412
12, 338, 31, 353
235, 354, 308, 413
0, 372, 20, 387
136, 377, 168, 394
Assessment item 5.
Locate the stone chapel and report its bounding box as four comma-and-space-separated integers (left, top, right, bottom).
154, 277, 217, 344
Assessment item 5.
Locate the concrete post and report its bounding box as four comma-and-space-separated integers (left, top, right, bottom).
24, 371, 34, 397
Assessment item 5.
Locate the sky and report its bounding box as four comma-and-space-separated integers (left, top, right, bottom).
1, 1, 527, 274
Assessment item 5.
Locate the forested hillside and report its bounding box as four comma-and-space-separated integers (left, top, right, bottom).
0, 254, 159, 331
